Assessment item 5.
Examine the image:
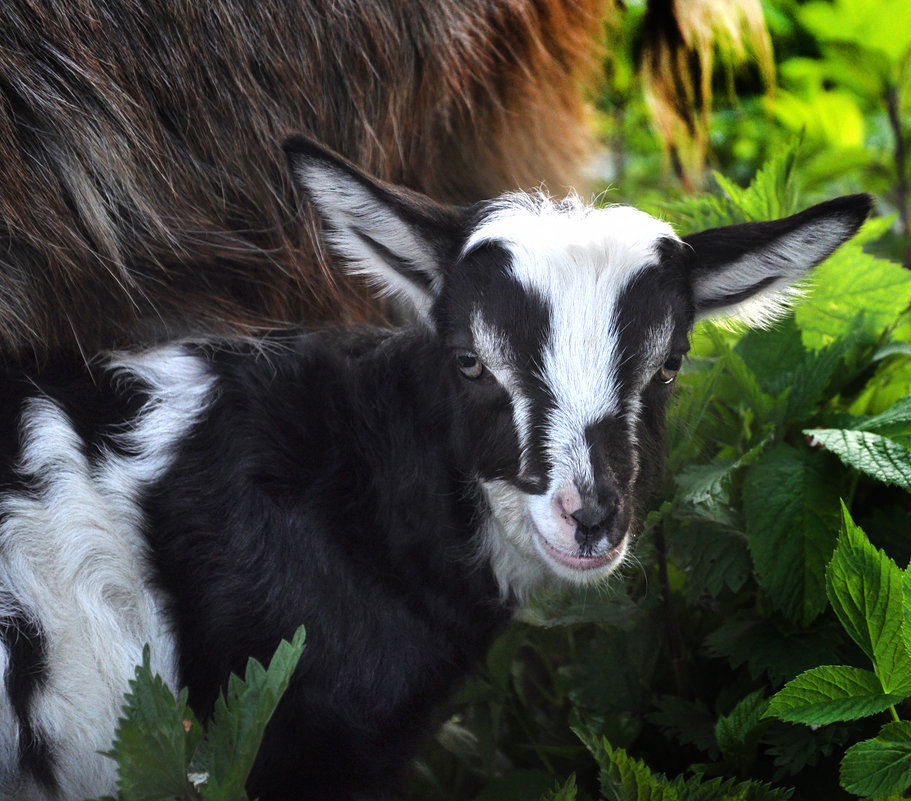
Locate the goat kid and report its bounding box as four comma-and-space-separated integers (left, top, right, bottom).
0, 138, 871, 800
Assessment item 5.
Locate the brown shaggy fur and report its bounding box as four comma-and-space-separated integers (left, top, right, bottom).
0, 0, 606, 363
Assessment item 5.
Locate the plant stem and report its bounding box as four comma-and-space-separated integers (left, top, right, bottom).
890, 705, 901, 723
654, 520, 688, 696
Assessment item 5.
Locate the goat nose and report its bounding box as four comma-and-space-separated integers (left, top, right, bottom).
570, 496, 621, 544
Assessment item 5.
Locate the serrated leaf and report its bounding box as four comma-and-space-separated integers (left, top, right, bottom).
199, 626, 306, 801
765, 723, 852, 780
673, 523, 752, 599
576, 728, 791, 801
743, 443, 841, 625
741, 325, 855, 422
903, 568, 911, 671
711, 139, 801, 221
766, 665, 902, 724
105, 646, 200, 801
794, 246, 911, 351
856, 397, 911, 437
648, 695, 719, 758
807, 429, 911, 492
826, 506, 911, 695
704, 617, 842, 685
709, 329, 782, 423
716, 690, 768, 760
840, 721, 911, 797
669, 773, 793, 801
540, 774, 578, 801
573, 731, 665, 801
519, 587, 643, 630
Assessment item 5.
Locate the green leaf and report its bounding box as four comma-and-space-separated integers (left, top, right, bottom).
826, 507, 911, 694
715, 690, 768, 761
647, 695, 719, 758
704, 617, 842, 685
708, 329, 782, 423
103, 646, 200, 801
743, 443, 841, 625
712, 138, 801, 221
575, 732, 667, 801
737, 319, 858, 422
800, 0, 911, 63
794, 246, 911, 351
766, 665, 902, 724
806, 429, 911, 492
840, 721, 911, 797
199, 626, 306, 801
902, 568, 911, 673
519, 583, 643, 630
856, 396, 911, 437
672, 522, 752, 599
540, 774, 578, 801
575, 730, 792, 801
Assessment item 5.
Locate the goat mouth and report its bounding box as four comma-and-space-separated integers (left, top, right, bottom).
536, 531, 625, 572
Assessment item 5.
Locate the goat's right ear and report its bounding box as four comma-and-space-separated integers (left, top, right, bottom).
284, 135, 465, 322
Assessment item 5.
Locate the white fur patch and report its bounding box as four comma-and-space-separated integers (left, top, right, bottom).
468, 195, 675, 473
467, 195, 676, 596
0, 347, 213, 799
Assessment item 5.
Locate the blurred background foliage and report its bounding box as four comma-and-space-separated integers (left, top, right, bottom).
595, 0, 910, 264
408, 1, 911, 800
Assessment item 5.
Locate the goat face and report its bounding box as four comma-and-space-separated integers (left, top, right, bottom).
286, 136, 871, 596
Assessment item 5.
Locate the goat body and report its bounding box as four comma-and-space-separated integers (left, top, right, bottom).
0, 0, 603, 363
0, 138, 871, 799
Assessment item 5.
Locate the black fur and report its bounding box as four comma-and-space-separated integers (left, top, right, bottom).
0, 614, 54, 792
138, 333, 513, 799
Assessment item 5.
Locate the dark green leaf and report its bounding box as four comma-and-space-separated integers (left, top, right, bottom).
826, 506, 911, 694
806, 429, 911, 492
743, 443, 841, 625
795, 246, 911, 351
199, 626, 306, 801
765, 665, 902, 724
704, 617, 842, 685
840, 721, 911, 797
103, 646, 199, 801
716, 690, 769, 761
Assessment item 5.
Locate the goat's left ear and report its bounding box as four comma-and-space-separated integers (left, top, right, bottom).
682, 194, 873, 326
284, 135, 465, 322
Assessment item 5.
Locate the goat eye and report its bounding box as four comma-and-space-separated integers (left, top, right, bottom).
456, 351, 485, 379
654, 355, 682, 385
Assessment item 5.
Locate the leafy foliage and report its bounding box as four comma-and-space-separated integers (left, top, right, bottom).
412, 124, 911, 800
89, 627, 306, 801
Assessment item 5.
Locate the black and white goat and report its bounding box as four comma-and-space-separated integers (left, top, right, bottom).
0, 138, 871, 800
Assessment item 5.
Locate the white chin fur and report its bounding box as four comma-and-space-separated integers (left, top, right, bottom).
480, 481, 628, 600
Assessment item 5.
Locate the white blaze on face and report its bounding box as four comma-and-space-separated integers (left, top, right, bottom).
466, 195, 679, 593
